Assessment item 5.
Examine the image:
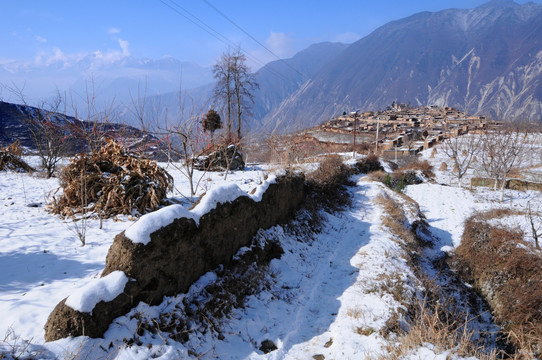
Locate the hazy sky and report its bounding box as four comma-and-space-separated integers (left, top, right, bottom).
1, 0, 541, 70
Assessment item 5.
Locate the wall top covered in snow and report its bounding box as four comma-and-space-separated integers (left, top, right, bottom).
125, 175, 278, 245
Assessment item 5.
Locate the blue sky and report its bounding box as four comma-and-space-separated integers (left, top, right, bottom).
2, 0, 542, 70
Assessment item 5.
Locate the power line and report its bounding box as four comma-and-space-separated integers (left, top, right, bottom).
160, 0, 274, 73
200, 0, 312, 82
161, 0, 303, 87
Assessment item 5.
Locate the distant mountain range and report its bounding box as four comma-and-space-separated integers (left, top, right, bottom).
259, 0, 542, 132
3, 0, 541, 136
0, 53, 212, 109
143, 0, 542, 135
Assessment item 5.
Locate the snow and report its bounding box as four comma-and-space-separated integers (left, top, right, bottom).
1, 144, 541, 359
125, 205, 196, 245
125, 174, 278, 245
65, 271, 129, 313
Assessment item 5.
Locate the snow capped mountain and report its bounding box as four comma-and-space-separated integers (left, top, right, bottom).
0, 51, 213, 110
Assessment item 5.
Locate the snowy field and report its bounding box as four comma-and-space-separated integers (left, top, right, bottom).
1, 141, 541, 359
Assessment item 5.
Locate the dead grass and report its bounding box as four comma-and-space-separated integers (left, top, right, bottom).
399, 159, 435, 178
374, 194, 417, 248
373, 194, 505, 359
305, 154, 353, 212
132, 235, 281, 346
50, 139, 173, 218
352, 154, 383, 174
369, 170, 422, 193
0, 141, 34, 173
456, 214, 542, 357
380, 276, 502, 360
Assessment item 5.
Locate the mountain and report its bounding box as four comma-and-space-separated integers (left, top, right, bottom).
133, 42, 348, 133
0, 53, 212, 109
0, 100, 162, 156
261, 0, 542, 133
250, 42, 349, 131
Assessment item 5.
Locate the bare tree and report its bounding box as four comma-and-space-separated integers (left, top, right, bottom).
213, 51, 234, 140
231, 48, 258, 140
67, 79, 120, 154
480, 126, 528, 202
527, 200, 541, 250
212, 46, 258, 141
441, 131, 481, 186
163, 115, 211, 200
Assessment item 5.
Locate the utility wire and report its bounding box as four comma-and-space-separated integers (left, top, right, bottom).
201, 0, 328, 90
160, 0, 290, 83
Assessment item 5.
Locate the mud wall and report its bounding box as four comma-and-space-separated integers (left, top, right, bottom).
44, 173, 305, 341
470, 177, 542, 192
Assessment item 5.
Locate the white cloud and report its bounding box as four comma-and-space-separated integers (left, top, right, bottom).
333, 32, 361, 44
248, 31, 296, 69
118, 38, 130, 57
108, 27, 121, 34
91, 38, 130, 65
35, 35, 47, 43
265, 31, 295, 59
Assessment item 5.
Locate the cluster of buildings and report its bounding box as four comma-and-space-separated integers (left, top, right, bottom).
311, 104, 497, 159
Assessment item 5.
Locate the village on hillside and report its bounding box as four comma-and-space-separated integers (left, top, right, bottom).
301, 104, 499, 159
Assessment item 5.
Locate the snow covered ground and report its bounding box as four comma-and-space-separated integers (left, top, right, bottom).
1, 145, 541, 359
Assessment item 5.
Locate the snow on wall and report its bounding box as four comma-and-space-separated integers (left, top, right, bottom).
125, 175, 278, 245
65, 271, 129, 313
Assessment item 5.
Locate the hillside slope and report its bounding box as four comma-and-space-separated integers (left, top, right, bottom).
262, 0, 542, 132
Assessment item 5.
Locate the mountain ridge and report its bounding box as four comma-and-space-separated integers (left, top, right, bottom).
258, 0, 542, 133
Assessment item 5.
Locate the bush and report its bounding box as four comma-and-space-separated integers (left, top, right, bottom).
456, 214, 542, 356
51, 139, 173, 218
399, 159, 435, 178
369, 169, 422, 193
353, 154, 383, 174
306, 154, 352, 211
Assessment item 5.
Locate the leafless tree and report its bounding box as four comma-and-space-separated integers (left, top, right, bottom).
213, 51, 234, 140
441, 131, 481, 186
163, 115, 211, 200
212, 46, 258, 141
527, 199, 541, 251
67, 79, 120, 154
479, 126, 528, 202
231, 48, 258, 140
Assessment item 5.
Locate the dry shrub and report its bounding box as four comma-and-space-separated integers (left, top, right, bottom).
382, 281, 500, 360
369, 169, 422, 193
51, 139, 173, 217
399, 159, 435, 178
374, 194, 417, 248
353, 154, 383, 174
0, 141, 34, 173
439, 162, 448, 171
306, 154, 352, 211
308, 154, 348, 186
456, 214, 542, 356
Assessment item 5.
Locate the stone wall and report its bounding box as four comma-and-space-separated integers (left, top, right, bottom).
44, 173, 305, 341
470, 177, 542, 192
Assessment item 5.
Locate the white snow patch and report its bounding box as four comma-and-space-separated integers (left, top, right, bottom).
65, 271, 129, 313
125, 175, 279, 245
125, 205, 196, 245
